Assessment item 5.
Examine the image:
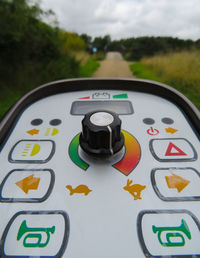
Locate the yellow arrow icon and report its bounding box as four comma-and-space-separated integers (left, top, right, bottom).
15, 174, 40, 194
165, 127, 178, 134
26, 129, 39, 135
165, 173, 190, 192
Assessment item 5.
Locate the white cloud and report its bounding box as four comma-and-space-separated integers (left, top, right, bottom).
41, 0, 200, 40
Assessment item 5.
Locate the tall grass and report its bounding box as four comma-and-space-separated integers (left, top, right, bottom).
72, 51, 90, 64
79, 57, 100, 77
140, 50, 200, 108
72, 51, 100, 77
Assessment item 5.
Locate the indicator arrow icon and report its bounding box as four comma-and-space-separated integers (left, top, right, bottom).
27, 129, 39, 135
165, 127, 178, 134
78, 96, 90, 99
15, 174, 40, 194
113, 93, 128, 99
165, 173, 190, 192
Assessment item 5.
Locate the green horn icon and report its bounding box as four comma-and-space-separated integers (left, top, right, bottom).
17, 220, 55, 248
152, 219, 191, 247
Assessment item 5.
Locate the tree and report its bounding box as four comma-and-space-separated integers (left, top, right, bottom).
93, 35, 111, 52
0, 0, 80, 91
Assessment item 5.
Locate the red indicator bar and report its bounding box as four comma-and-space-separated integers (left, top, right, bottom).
113, 130, 141, 175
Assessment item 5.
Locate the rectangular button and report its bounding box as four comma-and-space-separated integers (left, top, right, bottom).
149, 138, 197, 161
0, 169, 55, 202
2, 210, 69, 257
137, 210, 200, 257
9, 140, 55, 163
151, 167, 200, 201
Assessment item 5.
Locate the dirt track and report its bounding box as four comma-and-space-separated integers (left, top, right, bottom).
93, 52, 134, 78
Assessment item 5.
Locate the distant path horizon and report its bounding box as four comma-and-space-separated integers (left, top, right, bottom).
92, 51, 134, 78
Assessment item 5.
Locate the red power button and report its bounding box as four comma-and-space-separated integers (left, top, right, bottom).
147, 127, 159, 136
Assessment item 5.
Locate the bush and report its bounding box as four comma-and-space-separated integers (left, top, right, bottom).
0, 0, 82, 119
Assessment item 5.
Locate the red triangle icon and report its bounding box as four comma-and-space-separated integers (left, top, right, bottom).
165, 142, 187, 156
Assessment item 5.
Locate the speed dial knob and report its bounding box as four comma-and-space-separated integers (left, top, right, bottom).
79, 110, 124, 157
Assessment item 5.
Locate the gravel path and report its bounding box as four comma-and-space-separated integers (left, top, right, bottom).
93, 52, 134, 78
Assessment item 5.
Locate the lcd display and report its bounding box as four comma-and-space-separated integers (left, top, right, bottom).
70, 101, 133, 115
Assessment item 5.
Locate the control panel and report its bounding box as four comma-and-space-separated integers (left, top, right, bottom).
0, 79, 199, 257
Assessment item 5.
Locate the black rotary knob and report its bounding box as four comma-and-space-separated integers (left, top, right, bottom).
79, 110, 124, 157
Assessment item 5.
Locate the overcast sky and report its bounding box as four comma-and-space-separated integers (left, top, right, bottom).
41, 0, 200, 40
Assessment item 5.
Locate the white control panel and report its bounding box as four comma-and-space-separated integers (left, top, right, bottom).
0, 89, 199, 258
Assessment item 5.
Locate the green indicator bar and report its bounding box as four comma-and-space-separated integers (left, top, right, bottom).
113, 93, 128, 99
69, 133, 89, 171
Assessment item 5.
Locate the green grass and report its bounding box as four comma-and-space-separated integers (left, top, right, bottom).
93, 51, 105, 61
130, 62, 163, 82
79, 57, 100, 77
130, 50, 200, 109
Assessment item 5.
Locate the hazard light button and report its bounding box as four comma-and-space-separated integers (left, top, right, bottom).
149, 138, 197, 162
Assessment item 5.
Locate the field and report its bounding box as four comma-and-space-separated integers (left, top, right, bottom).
130, 50, 200, 109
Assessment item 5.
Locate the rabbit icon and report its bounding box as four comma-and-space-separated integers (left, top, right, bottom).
123, 179, 146, 200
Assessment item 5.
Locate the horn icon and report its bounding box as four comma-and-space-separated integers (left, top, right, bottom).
17, 220, 27, 241
17, 220, 55, 248
152, 219, 191, 247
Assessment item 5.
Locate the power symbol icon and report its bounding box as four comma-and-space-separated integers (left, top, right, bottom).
147, 127, 159, 136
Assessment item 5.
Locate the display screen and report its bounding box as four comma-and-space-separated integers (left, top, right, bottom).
70, 101, 133, 115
